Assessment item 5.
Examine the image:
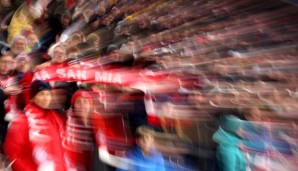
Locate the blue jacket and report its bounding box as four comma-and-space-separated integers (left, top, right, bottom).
118, 146, 166, 171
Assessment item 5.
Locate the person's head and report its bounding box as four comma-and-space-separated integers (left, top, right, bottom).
76, 42, 93, 52
188, 92, 204, 105
219, 115, 242, 135
60, 12, 71, 28
97, 5, 106, 16
120, 24, 130, 36
135, 126, 155, 153
30, 80, 52, 109
1, 0, 11, 7
71, 90, 93, 121
48, 44, 66, 64
0, 52, 14, 75
107, 44, 120, 60
86, 33, 100, 48
111, 6, 120, 16
245, 107, 261, 122
91, 0, 98, 4
159, 19, 171, 29
137, 18, 148, 29
162, 32, 173, 43
66, 47, 80, 59
102, 15, 113, 26
21, 28, 38, 48
15, 54, 30, 73
148, 33, 157, 44
66, 34, 82, 48
77, 0, 85, 6
27, 33, 38, 47
11, 36, 27, 56
90, 17, 100, 30
85, 8, 94, 20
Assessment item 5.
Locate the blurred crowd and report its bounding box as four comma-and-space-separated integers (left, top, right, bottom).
0, 0, 298, 171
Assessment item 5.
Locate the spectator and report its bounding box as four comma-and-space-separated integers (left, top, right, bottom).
0, 52, 20, 152
4, 80, 68, 171
7, 10, 32, 45
63, 90, 95, 171
86, 33, 100, 50
14, 53, 30, 80
21, 28, 39, 52
105, 44, 134, 66
118, 125, 165, 171
10, 35, 27, 57
35, 43, 66, 70
66, 46, 80, 60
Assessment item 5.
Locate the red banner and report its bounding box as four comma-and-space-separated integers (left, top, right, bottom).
34, 66, 139, 85
33, 66, 180, 92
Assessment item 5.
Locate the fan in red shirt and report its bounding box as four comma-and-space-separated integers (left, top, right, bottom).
4, 80, 68, 171
0, 52, 21, 152
63, 90, 96, 171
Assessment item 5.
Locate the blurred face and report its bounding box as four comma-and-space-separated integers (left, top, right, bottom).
86, 9, 94, 19
1, 0, 11, 7
92, 39, 99, 47
247, 108, 261, 122
67, 37, 81, 48
97, 6, 106, 15
160, 20, 171, 29
91, 19, 100, 29
121, 27, 130, 35
0, 55, 14, 74
188, 93, 204, 105
77, 0, 85, 6
52, 46, 66, 64
12, 39, 26, 55
137, 133, 154, 153
111, 7, 120, 16
102, 16, 112, 26
16, 59, 30, 73
163, 34, 172, 43
60, 16, 70, 28
148, 34, 157, 43
74, 96, 91, 119
109, 50, 120, 61
27, 34, 37, 46
138, 19, 147, 28
33, 90, 52, 109
67, 51, 79, 59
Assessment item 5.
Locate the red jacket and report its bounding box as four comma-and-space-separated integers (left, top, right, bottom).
4, 103, 67, 171
92, 111, 135, 157
63, 109, 95, 171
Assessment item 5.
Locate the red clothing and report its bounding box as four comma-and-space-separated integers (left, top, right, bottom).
63, 109, 95, 171
91, 90, 135, 157
66, 0, 76, 9
4, 103, 67, 171
16, 71, 34, 110
92, 111, 135, 157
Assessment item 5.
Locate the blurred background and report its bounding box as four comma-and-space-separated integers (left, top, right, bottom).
0, 0, 298, 171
